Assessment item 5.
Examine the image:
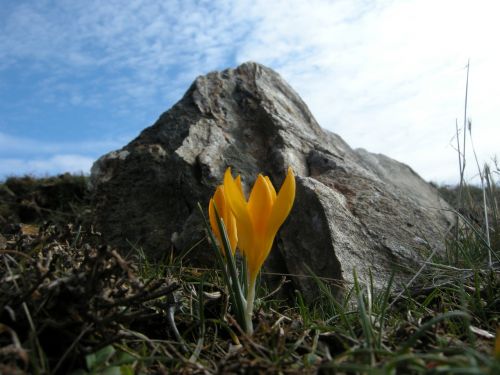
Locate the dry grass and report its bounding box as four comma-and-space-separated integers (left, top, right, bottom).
0, 174, 499, 374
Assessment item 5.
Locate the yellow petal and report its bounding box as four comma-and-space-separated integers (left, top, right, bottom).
208, 197, 220, 242
235, 175, 244, 196
264, 176, 277, 203
250, 169, 295, 281
227, 213, 238, 253
247, 234, 275, 282
224, 168, 253, 254
221, 167, 296, 282
218, 186, 230, 227
233, 175, 247, 252
223, 169, 246, 212
248, 174, 273, 234
209, 185, 238, 255
265, 167, 296, 244
213, 186, 226, 215
218, 186, 239, 254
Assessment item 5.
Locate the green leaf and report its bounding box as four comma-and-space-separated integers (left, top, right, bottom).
197, 202, 249, 332
119, 366, 135, 375
398, 310, 471, 353
97, 366, 122, 375
86, 345, 116, 370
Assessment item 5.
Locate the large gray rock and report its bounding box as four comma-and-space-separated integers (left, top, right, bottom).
91, 62, 454, 295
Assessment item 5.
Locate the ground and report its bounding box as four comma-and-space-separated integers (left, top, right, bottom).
0, 174, 499, 374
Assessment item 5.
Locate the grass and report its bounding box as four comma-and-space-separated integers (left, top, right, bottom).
0, 173, 89, 225
0, 170, 499, 374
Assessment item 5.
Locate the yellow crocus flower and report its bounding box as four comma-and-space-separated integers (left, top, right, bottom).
208, 185, 238, 254
223, 167, 296, 283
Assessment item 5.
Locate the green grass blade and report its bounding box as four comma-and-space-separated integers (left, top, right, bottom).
197, 203, 244, 328
353, 268, 374, 349
398, 310, 470, 353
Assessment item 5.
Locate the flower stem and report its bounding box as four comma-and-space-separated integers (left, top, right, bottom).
244, 275, 256, 334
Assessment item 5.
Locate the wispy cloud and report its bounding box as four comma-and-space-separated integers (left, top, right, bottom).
235, 0, 500, 183
0, 132, 123, 157
0, 0, 498, 183
0, 0, 254, 111
0, 155, 94, 178
0, 132, 124, 178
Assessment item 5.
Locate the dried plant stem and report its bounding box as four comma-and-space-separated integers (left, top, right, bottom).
457, 60, 470, 212
469, 121, 492, 266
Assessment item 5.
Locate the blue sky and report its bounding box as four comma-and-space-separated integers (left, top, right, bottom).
1, 0, 499, 183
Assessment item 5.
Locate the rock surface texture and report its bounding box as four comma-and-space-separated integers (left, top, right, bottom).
91, 62, 454, 295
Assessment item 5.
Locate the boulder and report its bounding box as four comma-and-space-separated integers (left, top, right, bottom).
90, 62, 454, 295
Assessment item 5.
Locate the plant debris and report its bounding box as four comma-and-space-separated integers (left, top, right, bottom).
0, 175, 499, 374
0, 222, 179, 373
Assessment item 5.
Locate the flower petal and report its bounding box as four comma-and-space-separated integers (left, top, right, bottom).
209, 186, 238, 254
213, 186, 226, 215
250, 169, 295, 275
224, 168, 253, 254
248, 236, 275, 281
266, 167, 296, 241
248, 174, 273, 234
235, 175, 244, 196
218, 185, 238, 253
208, 197, 220, 242
264, 176, 277, 203
227, 213, 238, 253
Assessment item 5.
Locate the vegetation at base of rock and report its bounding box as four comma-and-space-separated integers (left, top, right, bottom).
0, 174, 499, 374
0, 174, 90, 226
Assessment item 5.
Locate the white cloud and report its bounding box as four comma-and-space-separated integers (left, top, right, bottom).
0, 0, 254, 111
235, 0, 500, 184
0, 155, 94, 178
0, 132, 123, 157
1, 0, 499, 183
0, 131, 126, 179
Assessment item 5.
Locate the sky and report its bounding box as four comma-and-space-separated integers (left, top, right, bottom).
0, 0, 499, 184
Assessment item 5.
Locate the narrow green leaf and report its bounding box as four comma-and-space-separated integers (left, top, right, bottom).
398, 310, 470, 353
198, 202, 248, 331
377, 271, 395, 350
353, 268, 374, 349
197, 203, 239, 324
85, 345, 116, 370
213, 204, 248, 329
